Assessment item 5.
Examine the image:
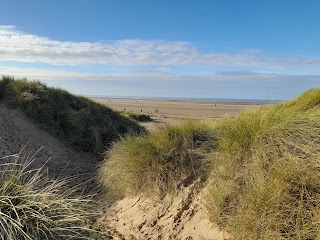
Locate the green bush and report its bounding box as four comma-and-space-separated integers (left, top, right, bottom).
99, 120, 216, 198
0, 151, 95, 239
0, 76, 145, 154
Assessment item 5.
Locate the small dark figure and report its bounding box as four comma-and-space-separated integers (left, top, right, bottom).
141, 109, 143, 112
124, 108, 126, 111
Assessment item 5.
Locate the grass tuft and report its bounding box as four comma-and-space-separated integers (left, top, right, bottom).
204, 88, 320, 239
99, 120, 216, 199
0, 150, 96, 239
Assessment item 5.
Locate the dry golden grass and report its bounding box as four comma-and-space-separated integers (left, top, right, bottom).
0, 150, 96, 240
99, 120, 216, 199
204, 88, 320, 239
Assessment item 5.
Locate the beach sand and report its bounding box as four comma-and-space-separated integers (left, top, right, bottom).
92, 98, 264, 129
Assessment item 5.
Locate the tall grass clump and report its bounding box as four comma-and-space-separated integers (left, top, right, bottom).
0, 151, 95, 239
204, 88, 320, 239
0, 76, 144, 154
99, 120, 216, 198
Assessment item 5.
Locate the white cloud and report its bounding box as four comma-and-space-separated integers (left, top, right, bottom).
1, 25, 320, 73
0, 26, 200, 66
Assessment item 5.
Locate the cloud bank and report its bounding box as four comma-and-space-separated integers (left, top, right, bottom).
1, 65, 319, 100
1, 65, 319, 83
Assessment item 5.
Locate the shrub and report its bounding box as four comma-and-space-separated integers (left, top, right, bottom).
99, 120, 216, 198
0, 151, 95, 239
204, 88, 320, 239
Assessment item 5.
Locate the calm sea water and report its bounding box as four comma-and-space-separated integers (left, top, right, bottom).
88, 95, 282, 103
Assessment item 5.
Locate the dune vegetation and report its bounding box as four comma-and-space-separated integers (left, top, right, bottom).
204, 89, 320, 239
0, 76, 144, 154
100, 88, 320, 239
0, 151, 95, 240
99, 120, 216, 198
119, 111, 153, 122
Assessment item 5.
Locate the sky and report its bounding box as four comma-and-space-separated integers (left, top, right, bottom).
1, 0, 320, 100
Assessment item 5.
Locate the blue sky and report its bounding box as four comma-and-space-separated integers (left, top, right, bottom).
1, 0, 320, 100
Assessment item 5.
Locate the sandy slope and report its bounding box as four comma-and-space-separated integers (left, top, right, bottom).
100, 180, 229, 240
0, 103, 98, 186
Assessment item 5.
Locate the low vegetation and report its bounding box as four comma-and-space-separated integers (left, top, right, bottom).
119, 111, 153, 122
0, 76, 144, 154
100, 88, 320, 239
99, 120, 216, 198
204, 89, 320, 239
0, 151, 95, 239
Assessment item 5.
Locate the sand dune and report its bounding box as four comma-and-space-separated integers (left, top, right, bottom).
0, 103, 97, 186
0, 98, 260, 239
93, 98, 262, 239
0, 100, 230, 239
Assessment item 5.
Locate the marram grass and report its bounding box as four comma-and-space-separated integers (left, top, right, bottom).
99, 120, 217, 199
204, 88, 320, 239
0, 150, 95, 240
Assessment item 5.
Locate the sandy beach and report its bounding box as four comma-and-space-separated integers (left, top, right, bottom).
92, 97, 265, 128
